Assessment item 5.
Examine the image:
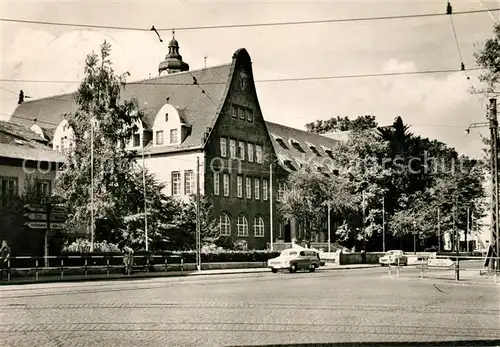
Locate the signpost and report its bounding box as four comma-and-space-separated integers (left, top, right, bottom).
24, 195, 67, 267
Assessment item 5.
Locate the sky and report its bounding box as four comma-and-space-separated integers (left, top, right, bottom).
1, 0, 499, 159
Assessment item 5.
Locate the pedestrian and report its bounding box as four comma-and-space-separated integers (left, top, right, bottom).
122, 244, 134, 275
0, 240, 11, 281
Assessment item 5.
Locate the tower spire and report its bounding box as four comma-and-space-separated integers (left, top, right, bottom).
159, 31, 189, 75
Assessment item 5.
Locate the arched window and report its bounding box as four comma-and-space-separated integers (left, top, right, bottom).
253, 216, 265, 237
237, 214, 248, 236
219, 213, 231, 236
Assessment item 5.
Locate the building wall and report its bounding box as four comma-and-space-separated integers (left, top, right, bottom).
143, 150, 205, 202
0, 159, 58, 197
204, 51, 276, 250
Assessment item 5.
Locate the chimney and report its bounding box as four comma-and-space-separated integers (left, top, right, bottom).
18, 90, 24, 105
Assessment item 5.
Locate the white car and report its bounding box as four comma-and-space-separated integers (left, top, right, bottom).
379, 250, 408, 266
267, 249, 321, 273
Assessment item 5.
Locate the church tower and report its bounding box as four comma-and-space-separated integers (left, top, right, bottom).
158, 31, 190, 76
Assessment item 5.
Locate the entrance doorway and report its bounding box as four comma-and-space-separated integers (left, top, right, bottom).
284, 221, 291, 242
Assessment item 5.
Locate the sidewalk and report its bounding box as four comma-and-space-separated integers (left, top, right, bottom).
0, 263, 378, 286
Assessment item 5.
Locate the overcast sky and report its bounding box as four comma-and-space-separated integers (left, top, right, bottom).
1, 0, 499, 158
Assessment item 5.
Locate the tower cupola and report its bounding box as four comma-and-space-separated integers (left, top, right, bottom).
159, 31, 190, 75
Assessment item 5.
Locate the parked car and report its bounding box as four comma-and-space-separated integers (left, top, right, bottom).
379, 250, 408, 266
267, 248, 321, 273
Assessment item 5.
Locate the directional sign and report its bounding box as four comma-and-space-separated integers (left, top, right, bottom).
427, 258, 455, 268
24, 204, 47, 213
25, 222, 47, 229
50, 223, 66, 230
49, 195, 66, 205
50, 213, 67, 222
24, 222, 66, 230
52, 206, 67, 214
25, 213, 48, 221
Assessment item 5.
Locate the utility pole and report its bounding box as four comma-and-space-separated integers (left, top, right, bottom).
90, 119, 95, 252
196, 156, 201, 271
466, 206, 469, 254
270, 162, 273, 251
382, 196, 385, 253
489, 98, 499, 272
437, 207, 441, 252
142, 134, 148, 252
327, 205, 331, 253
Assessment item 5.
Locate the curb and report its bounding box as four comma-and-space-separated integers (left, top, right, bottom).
0, 264, 379, 286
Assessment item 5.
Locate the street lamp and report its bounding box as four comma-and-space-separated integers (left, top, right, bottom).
90, 117, 97, 252
413, 221, 417, 255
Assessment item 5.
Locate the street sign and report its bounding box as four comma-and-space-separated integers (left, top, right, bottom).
50, 213, 67, 222
25, 222, 47, 229
25, 213, 47, 221
50, 223, 66, 230
24, 204, 47, 213
24, 222, 66, 230
52, 206, 67, 214
427, 258, 455, 268
49, 195, 66, 205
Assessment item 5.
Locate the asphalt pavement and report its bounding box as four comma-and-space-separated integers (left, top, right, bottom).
0, 267, 499, 347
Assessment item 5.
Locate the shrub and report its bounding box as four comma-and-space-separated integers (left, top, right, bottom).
62, 239, 120, 253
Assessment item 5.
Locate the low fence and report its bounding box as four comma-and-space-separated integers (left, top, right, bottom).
383, 255, 500, 283
0, 254, 274, 283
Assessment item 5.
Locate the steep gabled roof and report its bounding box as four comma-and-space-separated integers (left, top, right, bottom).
0, 143, 65, 163
0, 120, 49, 146
10, 61, 236, 153
265, 121, 340, 173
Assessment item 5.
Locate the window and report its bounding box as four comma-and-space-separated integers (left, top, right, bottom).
165, 113, 168, 122
231, 105, 237, 118
220, 213, 231, 236
171, 171, 181, 196
184, 170, 194, 195
36, 180, 51, 200
253, 217, 264, 237
247, 143, 254, 162
55, 145, 60, 152
254, 179, 260, 200
237, 215, 248, 236
246, 177, 252, 199
156, 130, 164, 145
214, 173, 220, 195
0, 177, 17, 205
246, 109, 253, 122
170, 129, 179, 143
237, 176, 243, 198
220, 138, 227, 157
263, 179, 268, 201
256, 145, 262, 163
277, 181, 287, 202
239, 142, 245, 160
133, 134, 140, 147
229, 139, 237, 159
239, 107, 245, 120
223, 173, 230, 196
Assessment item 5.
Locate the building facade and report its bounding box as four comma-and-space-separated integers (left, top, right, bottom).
8, 37, 341, 249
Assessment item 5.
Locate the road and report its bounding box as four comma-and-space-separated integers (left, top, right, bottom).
0, 267, 499, 347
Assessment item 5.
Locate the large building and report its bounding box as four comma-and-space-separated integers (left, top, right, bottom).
8, 37, 341, 249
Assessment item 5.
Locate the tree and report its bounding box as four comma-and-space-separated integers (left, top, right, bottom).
305, 115, 378, 134
474, 23, 500, 94
54, 41, 177, 250
279, 168, 331, 246
175, 195, 220, 250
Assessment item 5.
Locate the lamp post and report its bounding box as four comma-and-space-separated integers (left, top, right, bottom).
413, 221, 417, 255
90, 118, 96, 252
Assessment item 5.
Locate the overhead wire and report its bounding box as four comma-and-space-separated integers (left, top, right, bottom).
0, 67, 485, 86
0, 8, 498, 32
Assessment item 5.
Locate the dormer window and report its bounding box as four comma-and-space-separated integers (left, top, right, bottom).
156, 130, 164, 145
170, 129, 179, 144
306, 142, 321, 156
321, 145, 334, 158
271, 134, 287, 149
277, 154, 295, 171
289, 138, 304, 152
